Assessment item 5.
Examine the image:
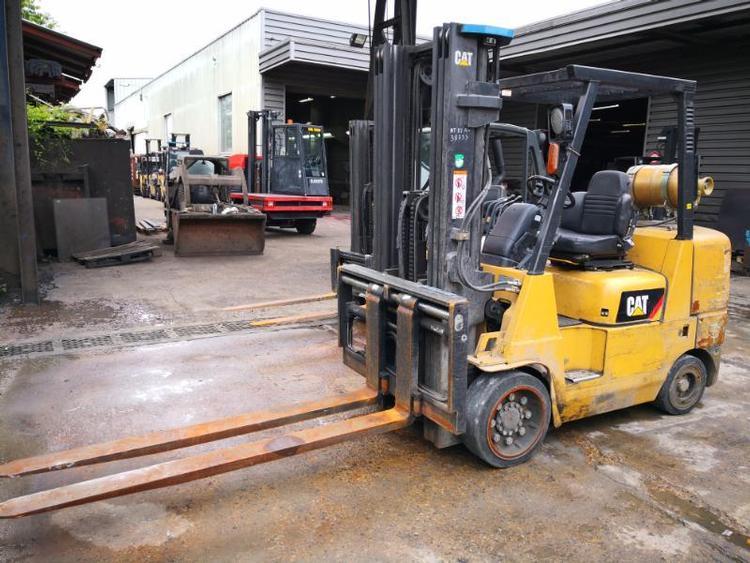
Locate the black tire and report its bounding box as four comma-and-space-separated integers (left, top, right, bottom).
655, 354, 707, 415
463, 372, 551, 468
295, 219, 317, 235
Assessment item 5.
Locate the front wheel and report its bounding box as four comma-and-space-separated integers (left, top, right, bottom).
295, 219, 317, 235
655, 354, 707, 415
463, 372, 551, 468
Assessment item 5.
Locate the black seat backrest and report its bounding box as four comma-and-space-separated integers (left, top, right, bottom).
481, 203, 541, 267
563, 171, 633, 238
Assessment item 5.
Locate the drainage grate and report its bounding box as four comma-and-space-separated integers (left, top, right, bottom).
221, 321, 251, 332
62, 336, 114, 350
0, 341, 55, 358
173, 324, 220, 337
119, 330, 170, 343
1, 314, 337, 360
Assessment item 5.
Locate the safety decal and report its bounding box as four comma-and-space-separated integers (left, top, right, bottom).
452, 170, 468, 219
616, 288, 665, 323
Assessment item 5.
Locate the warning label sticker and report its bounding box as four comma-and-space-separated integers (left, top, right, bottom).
452, 171, 467, 220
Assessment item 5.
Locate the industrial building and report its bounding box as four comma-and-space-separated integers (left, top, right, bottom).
110, 1, 749, 247
108, 9, 372, 202
498, 0, 750, 252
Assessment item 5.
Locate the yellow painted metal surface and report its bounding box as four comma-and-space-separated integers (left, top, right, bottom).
559, 325, 606, 372
473, 223, 730, 427
692, 226, 732, 314
627, 164, 714, 208
549, 265, 665, 324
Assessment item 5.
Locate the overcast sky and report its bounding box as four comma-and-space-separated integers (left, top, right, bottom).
42, 0, 608, 109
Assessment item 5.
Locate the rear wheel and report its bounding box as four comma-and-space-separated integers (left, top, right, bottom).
655, 354, 707, 415
295, 219, 317, 235
463, 372, 550, 468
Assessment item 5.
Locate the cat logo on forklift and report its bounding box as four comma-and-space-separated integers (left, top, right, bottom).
616, 288, 665, 323
454, 50, 473, 67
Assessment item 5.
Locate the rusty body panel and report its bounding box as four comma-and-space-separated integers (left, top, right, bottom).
0, 407, 409, 518
173, 211, 266, 256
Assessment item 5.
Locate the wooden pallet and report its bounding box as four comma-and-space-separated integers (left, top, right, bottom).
136, 219, 167, 235
72, 241, 162, 268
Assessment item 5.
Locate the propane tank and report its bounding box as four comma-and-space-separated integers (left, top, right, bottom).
627, 163, 714, 208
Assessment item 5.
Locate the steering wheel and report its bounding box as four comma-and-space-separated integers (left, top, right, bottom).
527, 175, 576, 208
527, 174, 555, 200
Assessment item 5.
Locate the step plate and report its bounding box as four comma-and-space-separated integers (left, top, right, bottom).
565, 370, 603, 384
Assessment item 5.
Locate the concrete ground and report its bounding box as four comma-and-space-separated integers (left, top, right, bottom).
0, 196, 748, 562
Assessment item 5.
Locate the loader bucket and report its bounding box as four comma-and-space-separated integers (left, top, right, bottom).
173, 210, 266, 256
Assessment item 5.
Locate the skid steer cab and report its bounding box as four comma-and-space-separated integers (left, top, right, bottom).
0, 20, 730, 520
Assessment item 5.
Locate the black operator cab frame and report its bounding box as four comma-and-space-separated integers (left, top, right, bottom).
246, 110, 329, 197
496, 65, 698, 274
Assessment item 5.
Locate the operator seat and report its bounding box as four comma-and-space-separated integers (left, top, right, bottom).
552, 170, 635, 260
481, 202, 541, 267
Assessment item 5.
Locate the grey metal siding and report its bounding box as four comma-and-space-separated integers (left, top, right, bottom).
263, 10, 371, 50
262, 77, 285, 118
503, 0, 750, 60
641, 50, 750, 228
260, 38, 370, 73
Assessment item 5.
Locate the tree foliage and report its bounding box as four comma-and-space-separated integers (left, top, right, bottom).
21, 0, 56, 29
26, 102, 77, 166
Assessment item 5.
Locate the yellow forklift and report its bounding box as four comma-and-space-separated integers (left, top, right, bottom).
0, 13, 729, 516
136, 138, 165, 200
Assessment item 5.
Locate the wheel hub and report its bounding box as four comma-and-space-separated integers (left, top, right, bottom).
676, 376, 691, 393
491, 392, 535, 448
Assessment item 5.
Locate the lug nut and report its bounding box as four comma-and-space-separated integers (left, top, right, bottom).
520, 396, 528, 406
505, 437, 514, 446
519, 427, 526, 436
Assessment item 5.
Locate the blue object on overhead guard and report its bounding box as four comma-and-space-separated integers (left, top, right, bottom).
459, 24, 515, 40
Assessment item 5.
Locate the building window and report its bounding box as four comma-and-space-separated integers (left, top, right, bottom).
164, 113, 173, 141
218, 93, 232, 153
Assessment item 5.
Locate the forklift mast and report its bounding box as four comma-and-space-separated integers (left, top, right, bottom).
361, 23, 512, 300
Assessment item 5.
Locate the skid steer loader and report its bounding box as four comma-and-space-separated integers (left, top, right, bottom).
0, 7, 729, 518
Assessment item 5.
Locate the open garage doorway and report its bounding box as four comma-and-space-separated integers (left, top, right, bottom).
572, 98, 649, 189
285, 91, 365, 205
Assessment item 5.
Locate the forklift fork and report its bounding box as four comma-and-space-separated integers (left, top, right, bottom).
0, 388, 409, 518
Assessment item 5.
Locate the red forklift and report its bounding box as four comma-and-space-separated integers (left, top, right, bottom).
228, 110, 333, 234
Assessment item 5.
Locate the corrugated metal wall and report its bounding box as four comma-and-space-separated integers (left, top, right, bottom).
263, 11, 370, 51
262, 77, 285, 117
639, 45, 750, 229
